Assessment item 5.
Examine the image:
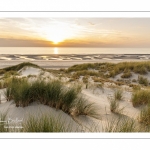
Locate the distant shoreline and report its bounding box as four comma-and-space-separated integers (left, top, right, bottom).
0, 54, 150, 69
0, 58, 150, 70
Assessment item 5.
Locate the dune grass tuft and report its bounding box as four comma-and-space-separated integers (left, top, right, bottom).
109, 90, 124, 114
1, 62, 41, 72
0, 112, 9, 132
22, 114, 69, 132
138, 76, 149, 86
103, 116, 141, 132
121, 70, 132, 78
3, 77, 97, 118
131, 89, 150, 107
70, 97, 99, 119
138, 105, 150, 126
109, 98, 122, 114
109, 98, 118, 113
114, 89, 123, 101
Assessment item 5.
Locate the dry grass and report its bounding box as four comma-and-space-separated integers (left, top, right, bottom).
132, 89, 150, 107
121, 70, 132, 78
138, 105, 150, 126
138, 76, 149, 86
3, 77, 98, 118
114, 89, 123, 101
103, 116, 147, 132
22, 114, 71, 132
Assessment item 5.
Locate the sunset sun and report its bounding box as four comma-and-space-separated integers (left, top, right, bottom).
42, 23, 76, 44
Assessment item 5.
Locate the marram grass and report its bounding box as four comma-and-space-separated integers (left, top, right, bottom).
3, 77, 98, 118
138, 105, 150, 126
132, 89, 150, 107
22, 114, 71, 132
114, 89, 123, 101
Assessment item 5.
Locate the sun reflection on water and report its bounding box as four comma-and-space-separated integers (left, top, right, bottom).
54, 47, 58, 54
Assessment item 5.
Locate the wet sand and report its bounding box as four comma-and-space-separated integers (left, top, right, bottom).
0, 54, 150, 69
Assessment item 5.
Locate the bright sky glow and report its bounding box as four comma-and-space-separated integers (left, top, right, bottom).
0, 18, 150, 47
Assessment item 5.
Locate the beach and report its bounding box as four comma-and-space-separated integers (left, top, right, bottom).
0, 54, 150, 69
0, 54, 150, 132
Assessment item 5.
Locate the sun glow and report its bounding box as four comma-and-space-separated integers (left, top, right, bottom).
54, 47, 58, 54
42, 23, 76, 44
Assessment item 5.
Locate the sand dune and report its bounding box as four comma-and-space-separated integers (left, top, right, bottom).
0, 59, 150, 132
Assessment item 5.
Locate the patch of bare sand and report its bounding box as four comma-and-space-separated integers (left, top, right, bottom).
0, 100, 82, 132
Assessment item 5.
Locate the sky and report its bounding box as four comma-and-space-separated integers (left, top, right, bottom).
0, 18, 150, 47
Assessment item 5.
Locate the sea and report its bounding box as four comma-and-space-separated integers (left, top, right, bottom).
0, 47, 150, 55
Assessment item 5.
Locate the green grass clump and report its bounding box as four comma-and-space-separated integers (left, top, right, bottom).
0, 112, 9, 132
43, 80, 63, 107
92, 77, 103, 82
3, 71, 19, 78
22, 114, 69, 132
114, 89, 123, 101
14, 80, 31, 107
109, 90, 124, 114
0, 81, 3, 89
29, 80, 47, 104
70, 97, 99, 119
138, 76, 149, 86
66, 61, 150, 80
132, 89, 150, 107
2, 62, 40, 72
82, 76, 88, 83
67, 63, 99, 72
27, 75, 37, 78
72, 70, 98, 78
67, 63, 114, 76
103, 116, 140, 132
132, 84, 141, 91
61, 87, 79, 113
112, 62, 149, 76
138, 105, 150, 126
109, 99, 120, 113
121, 70, 132, 78
107, 61, 150, 77
4, 77, 28, 102
0, 69, 6, 75
4, 78, 96, 118
132, 79, 137, 82
109, 70, 116, 78
134, 65, 147, 74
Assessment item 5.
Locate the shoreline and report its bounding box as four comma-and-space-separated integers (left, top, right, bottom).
0, 54, 150, 69
0, 59, 150, 69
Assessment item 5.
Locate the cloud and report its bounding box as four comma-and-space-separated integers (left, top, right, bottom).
0, 38, 53, 47
0, 18, 150, 48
